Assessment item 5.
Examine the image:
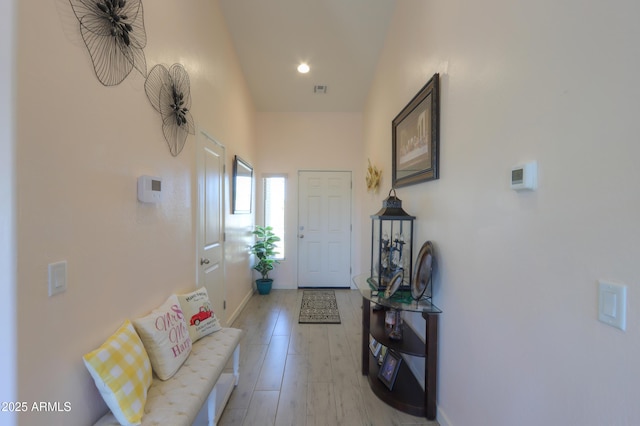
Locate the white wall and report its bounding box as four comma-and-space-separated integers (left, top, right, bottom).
362, 1, 640, 425
255, 112, 364, 289
15, 1, 254, 424
1, 0, 16, 425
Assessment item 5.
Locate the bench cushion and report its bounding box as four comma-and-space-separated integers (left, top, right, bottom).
95, 327, 242, 426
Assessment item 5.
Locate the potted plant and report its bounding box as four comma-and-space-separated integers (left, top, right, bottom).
250, 225, 281, 294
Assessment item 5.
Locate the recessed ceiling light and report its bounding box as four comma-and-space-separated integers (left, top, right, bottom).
297, 63, 310, 74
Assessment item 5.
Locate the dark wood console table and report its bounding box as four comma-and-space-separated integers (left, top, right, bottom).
353, 274, 441, 420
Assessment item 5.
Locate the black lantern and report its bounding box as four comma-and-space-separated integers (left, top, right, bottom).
370, 189, 415, 292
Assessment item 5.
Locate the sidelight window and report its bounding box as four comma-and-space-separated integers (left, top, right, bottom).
263, 176, 286, 259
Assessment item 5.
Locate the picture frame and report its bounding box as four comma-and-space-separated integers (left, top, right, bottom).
392, 73, 440, 188
378, 349, 402, 390
369, 335, 382, 357
378, 345, 387, 365
232, 155, 253, 214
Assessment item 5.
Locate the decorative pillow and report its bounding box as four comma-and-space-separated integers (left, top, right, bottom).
132, 295, 192, 380
176, 287, 222, 344
83, 320, 152, 426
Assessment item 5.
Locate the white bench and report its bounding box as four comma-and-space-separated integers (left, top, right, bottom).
94, 327, 242, 426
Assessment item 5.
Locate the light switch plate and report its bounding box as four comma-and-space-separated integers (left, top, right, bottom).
598, 280, 626, 331
48, 261, 67, 296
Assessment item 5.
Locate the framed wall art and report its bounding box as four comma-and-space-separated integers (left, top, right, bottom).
392, 73, 440, 188
232, 155, 253, 214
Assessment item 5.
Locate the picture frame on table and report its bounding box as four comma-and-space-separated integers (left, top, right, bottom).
392, 73, 440, 188
378, 349, 402, 390
378, 345, 387, 365
369, 335, 382, 358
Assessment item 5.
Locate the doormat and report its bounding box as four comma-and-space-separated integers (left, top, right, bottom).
299, 290, 341, 324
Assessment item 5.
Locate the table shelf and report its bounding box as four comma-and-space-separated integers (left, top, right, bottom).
355, 274, 441, 420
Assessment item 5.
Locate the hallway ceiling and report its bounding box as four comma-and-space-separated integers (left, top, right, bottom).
219, 0, 396, 113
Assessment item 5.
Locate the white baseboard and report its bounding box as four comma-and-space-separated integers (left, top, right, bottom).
437, 406, 453, 426
225, 289, 254, 326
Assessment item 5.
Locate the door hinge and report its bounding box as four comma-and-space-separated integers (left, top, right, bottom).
223, 300, 226, 310
223, 232, 226, 242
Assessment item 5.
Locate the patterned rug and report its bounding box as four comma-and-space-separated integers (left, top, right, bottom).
298, 290, 341, 324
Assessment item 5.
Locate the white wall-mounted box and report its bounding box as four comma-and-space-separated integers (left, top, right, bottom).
137, 175, 162, 203
511, 161, 537, 191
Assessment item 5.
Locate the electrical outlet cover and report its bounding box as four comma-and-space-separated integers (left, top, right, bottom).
598, 280, 626, 331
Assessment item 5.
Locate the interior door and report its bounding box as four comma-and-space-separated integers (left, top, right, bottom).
196, 130, 226, 325
298, 171, 352, 288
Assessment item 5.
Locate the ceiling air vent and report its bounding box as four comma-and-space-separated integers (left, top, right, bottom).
314, 85, 328, 94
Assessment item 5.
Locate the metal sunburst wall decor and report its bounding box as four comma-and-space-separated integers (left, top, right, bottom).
69, 0, 148, 86
366, 158, 382, 193
145, 64, 195, 157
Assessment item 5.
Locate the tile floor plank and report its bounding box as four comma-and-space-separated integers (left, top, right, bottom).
255, 334, 290, 391
288, 323, 311, 355
282, 353, 309, 388
306, 382, 338, 426
333, 380, 367, 426
275, 379, 307, 426
242, 390, 279, 426
218, 408, 246, 426
306, 325, 332, 383
225, 343, 268, 410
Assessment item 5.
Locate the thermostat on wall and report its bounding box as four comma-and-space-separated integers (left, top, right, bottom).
138, 175, 162, 203
511, 161, 537, 191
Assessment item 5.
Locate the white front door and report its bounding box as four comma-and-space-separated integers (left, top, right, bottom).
196, 131, 226, 324
298, 171, 352, 288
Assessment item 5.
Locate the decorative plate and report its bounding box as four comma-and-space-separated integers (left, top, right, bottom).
412, 241, 434, 300
384, 270, 404, 298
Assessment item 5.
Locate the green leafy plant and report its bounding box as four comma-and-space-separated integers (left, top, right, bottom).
250, 225, 281, 279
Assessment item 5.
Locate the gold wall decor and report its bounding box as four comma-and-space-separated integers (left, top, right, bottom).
366, 159, 382, 192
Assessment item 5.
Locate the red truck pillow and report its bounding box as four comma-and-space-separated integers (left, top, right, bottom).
176, 287, 222, 344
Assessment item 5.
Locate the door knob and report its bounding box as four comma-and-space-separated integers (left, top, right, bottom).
299, 234, 304, 239
200, 258, 210, 265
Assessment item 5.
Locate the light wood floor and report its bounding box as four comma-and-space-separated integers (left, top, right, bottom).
219, 289, 439, 426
